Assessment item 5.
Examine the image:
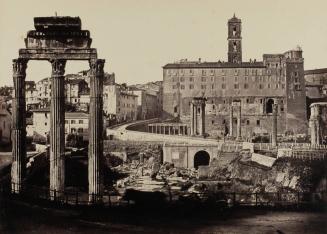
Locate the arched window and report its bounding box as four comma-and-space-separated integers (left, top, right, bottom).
266, 99, 274, 114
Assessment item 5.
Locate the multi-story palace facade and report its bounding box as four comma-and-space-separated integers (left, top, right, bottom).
162, 15, 307, 138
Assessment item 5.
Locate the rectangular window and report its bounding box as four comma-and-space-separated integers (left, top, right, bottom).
210, 70, 214, 76
222, 84, 226, 89
65, 120, 68, 124
234, 76, 238, 82
268, 84, 271, 89
180, 77, 185, 82
234, 69, 239, 76
181, 85, 185, 89
211, 84, 214, 89
190, 69, 194, 75
246, 120, 250, 125
190, 77, 193, 82
71, 120, 76, 124
201, 77, 206, 82
256, 120, 260, 126
259, 84, 263, 89
234, 84, 239, 89
202, 70, 206, 76
244, 83, 249, 89
201, 85, 206, 89
79, 120, 83, 124
282, 84, 285, 89
295, 84, 301, 90
189, 84, 194, 89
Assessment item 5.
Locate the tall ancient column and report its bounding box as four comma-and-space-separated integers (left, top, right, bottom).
237, 105, 241, 140
309, 105, 320, 146
194, 105, 198, 135
201, 101, 206, 136
88, 59, 105, 203
272, 104, 278, 147
229, 105, 233, 138
190, 102, 194, 135
310, 120, 317, 146
11, 58, 28, 194
49, 59, 66, 199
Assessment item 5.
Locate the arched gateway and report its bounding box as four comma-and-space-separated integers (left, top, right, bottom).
193, 151, 210, 169
11, 17, 105, 203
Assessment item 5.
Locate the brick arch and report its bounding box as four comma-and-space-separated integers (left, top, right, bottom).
194, 150, 210, 169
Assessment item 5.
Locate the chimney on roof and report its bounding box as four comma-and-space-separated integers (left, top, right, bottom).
198, 58, 201, 63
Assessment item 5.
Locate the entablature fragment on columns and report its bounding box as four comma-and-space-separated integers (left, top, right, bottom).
18, 48, 98, 60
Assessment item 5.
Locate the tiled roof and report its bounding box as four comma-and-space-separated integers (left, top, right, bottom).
163, 61, 265, 69
304, 68, 327, 75
32, 108, 89, 118
65, 112, 89, 119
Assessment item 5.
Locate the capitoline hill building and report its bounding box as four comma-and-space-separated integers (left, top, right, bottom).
162, 15, 307, 138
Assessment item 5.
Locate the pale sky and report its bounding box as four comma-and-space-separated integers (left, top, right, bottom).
1, 0, 327, 87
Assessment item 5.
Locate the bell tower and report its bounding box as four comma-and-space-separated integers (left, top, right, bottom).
228, 14, 242, 63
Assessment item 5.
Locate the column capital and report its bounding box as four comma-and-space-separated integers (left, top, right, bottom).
13, 58, 28, 77
89, 59, 105, 76
50, 59, 66, 77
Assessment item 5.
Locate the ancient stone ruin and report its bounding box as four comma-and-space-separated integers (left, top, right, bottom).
11, 16, 105, 203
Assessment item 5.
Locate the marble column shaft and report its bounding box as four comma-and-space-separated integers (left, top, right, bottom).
272, 104, 278, 147
201, 103, 205, 136
237, 106, 241, 139
88, 59, 105, 203
190, 103, 194, 135
49, 59, 66, 199
11, 58, 28, 194
229, 105, 233, 137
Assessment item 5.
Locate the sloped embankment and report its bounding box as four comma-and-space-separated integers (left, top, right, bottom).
209, 155, 327, 193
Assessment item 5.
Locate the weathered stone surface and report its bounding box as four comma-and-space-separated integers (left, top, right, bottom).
49, 59, 66, 198
88, 59, 105, 203
11, 58, 28, 193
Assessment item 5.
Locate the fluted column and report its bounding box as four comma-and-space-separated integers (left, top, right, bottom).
11, 58, 28, 194
310, 120, 317, 146
309, 105, 320, 146
229, 105, 233, 137
272, 104, 278, 147
49, 59, 66, 199
201, 102, 206, 136
190, 102, 194, 135
88, 59, 105, 203
237, 105, 241, 140
194, 105, 198, 135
